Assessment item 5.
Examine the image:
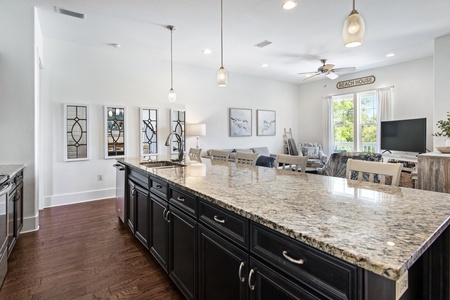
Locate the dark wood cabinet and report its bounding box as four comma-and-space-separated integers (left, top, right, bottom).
126, 180, 136, 233
7, 169, 24, 256
248, 257, 321, 300
198, 225, 248, 300
134, 184, 150, 248
150, 193, 169, 272
168, 204, 197, 300
126, 168, 151, 249
250, 223, 358, 300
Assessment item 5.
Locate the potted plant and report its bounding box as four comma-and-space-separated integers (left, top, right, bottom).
432, 112, 450, 147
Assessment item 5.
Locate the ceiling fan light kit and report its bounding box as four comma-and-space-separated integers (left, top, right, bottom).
343, 0, 365, 47
217, 0, 228, 87
282, 1, 297, 10
298, 59, 356, 81
167, 25, 176, 102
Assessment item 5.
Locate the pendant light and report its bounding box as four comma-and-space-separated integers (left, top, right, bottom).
167, 25, 176, 102
342, 0, 365, 48
217, 0, 228, 86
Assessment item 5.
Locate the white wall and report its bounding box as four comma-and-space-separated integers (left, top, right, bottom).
0, 1, 38, 232
297, 56, 434, 154
434, 34, 450, 149
43, 38, 299, 207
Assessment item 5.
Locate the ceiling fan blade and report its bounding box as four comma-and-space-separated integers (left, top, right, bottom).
303, 73, 321, 81
297, 71, 318, 75
323, 64, 335, 71
332, 67, 356, 73
326, 71, 339, 80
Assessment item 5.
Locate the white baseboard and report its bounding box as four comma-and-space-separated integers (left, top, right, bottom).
22, 213, 39, 233
43, 188, 116, 208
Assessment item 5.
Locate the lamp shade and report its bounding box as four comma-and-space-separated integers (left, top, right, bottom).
343, 10, 365, 47
187, 124, 206, 136
217, 67, 228, 87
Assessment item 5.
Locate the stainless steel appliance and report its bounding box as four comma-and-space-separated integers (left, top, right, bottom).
0, 175, 11, 287
113, 162, 126, 222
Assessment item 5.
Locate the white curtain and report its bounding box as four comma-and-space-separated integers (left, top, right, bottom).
376, 86, 394, 152
323, 96, 334, 156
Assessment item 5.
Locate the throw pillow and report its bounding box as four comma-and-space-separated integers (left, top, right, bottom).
302, 146, 319, 159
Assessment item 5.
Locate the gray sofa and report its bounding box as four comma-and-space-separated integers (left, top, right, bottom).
206, 147, 270, 160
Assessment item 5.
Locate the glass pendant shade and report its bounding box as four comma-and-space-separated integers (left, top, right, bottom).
343, 10, 365, 47
168, 88, 176, 102
217, 67, 228, 87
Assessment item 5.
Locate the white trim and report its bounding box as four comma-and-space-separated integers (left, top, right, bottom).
44, 188, 115, 208
22, 213, 39, 233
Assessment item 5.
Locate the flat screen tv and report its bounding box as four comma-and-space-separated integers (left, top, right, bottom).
380, 118, 426, 153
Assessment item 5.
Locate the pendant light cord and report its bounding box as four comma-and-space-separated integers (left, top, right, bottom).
220, 0, 224, 68
170, 27, 174, 89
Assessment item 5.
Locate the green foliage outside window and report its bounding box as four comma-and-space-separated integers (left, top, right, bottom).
333, 94, 377, 152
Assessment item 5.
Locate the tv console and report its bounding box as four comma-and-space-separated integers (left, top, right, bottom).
382, 153, 418, 188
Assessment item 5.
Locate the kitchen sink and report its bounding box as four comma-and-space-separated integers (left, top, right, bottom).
139, 161, 185, 168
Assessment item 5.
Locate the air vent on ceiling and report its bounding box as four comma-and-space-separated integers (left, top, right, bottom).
254, 40, 272, 48
55, 7, 86, 19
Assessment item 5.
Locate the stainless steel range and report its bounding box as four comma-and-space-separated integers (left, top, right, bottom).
0, 175, 11, 287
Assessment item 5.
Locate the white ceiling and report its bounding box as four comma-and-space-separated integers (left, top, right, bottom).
29, 0, 450, 84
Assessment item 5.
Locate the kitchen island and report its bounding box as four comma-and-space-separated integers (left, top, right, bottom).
120, 157, 450, 300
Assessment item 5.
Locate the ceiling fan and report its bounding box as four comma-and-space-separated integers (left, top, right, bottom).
298, 59, 356, 81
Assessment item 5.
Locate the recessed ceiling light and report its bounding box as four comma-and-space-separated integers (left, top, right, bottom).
386, 53, 395, 58
202, 49, 212, 55
261, 64, 269, 68
110, 43, 121, 48
282, 1, 297, 10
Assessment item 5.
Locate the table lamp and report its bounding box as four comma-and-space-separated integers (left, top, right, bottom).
187, 124, 206, 148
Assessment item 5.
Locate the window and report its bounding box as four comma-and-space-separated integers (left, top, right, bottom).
332, 91, 377, 152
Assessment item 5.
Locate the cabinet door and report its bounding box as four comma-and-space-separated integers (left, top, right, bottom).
134, 184, 150, 249
150, 194, 169, 272
127, 180, 136, 233
198, 225, 248, 300
248, 258, 321, 300
168, 205, 197, 300
14, 181, 23, 238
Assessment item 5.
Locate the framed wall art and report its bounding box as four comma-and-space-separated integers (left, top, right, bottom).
229, 108, 252, 137
257, 109, 276, 136
140, 107, 158, 156
105, 106, 126, 159
170, 109, 186, 154
64, 104, 89, 161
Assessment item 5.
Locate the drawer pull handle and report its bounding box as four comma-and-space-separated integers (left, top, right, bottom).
248, 268, 256, 291
282, 251, 305, 265
156, 184, 163, 189
131, 188, 136, 197
165, 210, 171, 223
163, 208, 167, 220
238, 261, 245, 282
176, 196, 185, 202
213, 216, 225, 224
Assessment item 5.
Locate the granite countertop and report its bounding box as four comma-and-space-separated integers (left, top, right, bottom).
121, 156, 450, 281
0, 164, 25, 177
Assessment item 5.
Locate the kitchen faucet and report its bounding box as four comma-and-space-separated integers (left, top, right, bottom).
164, 132, 184, 162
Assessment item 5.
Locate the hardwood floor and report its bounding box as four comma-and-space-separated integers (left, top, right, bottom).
0, 199, 184, 300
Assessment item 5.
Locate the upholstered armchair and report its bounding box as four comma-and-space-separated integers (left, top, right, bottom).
318, 152, 383, 178
298, 142, 328, 167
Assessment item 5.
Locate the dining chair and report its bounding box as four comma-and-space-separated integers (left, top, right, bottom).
188, 148, 202, 159
234, 152, 258, 165
210, 150, 231, 161
346, 159, 403, 186
276, 154, 308, 173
